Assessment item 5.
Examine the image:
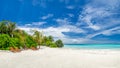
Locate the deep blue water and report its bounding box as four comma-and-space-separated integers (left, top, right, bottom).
64, 44, 120, 49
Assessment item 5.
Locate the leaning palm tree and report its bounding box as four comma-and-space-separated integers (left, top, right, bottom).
0, 21, 16, 36
7, 21, 16, 37
33, 30, 43, 49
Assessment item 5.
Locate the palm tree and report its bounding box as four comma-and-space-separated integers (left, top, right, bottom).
14, 29, 27, 49
42, 36, 48, 45
0, 21, 7, 34
0, 21, 16, 36
7, 21, 16, 37
48, 35, 54, 42
33, 30, 43, 49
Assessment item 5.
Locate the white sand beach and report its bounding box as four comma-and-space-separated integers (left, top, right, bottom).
0, 47, 120, 68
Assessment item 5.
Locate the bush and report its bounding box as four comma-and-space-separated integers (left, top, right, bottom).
9, 38, 20, 48
26, 36, 37, 48
55, 39, 64, 48
50, 43, 57, 48
46, 41, 51, 47
0, 34, 20, 50
0, 34, 10, 50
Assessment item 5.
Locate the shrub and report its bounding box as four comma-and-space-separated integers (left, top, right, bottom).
50, 43, 57, 48
0, 34, 10, 50
46, 41, 52, 47
55, 39, 64, 48
9, 38, 20, 48
26, 36, 37, 48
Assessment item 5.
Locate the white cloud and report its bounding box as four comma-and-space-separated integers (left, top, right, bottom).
61, 38, 92, 44
18, 23, 85, 44
25, 24, 31, 26
32, 22, 46, 26
64, 25, 85, 33
77, 0, 120, 31
78, 7, 111, 30
25, 21, 46, 27
55, 18, 85, 33
90, 0, 120, 9
18, 24, 120, 44
102, 27, 120, 36
41, 14, 53, 20
55, 18, 71, 25
88, 25, 100, 30
80, 15, 101, 30
86, 27, 120, 39
74, 0, 120, 43
60, 37, 117, 44
42, 27, 69, 38
18, 25, 85, 37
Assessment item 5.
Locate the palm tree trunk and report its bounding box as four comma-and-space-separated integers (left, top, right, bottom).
38, 45, 40, 49
24, 44, 27, 50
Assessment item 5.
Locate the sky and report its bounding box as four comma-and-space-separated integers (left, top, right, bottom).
0, 0, 120, 44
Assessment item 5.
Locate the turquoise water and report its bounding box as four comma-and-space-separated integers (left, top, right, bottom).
64, 44, 120, 49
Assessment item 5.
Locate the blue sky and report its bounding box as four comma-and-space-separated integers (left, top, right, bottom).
0, 0, 120, 44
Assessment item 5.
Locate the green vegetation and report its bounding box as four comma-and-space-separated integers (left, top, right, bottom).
0, 20, 64, 51
55, 39, 64, 47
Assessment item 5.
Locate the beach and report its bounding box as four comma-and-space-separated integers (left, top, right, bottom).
0, 47, 120, 68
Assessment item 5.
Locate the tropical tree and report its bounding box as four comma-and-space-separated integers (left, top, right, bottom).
33, 30, 43, 49
7, 21, 16, 37
48, 35, 54, 42
42, 36, 48, 45
55, 39, 64, 47
26, 35, 37, 48
0, 21, 7, 34
14, 29, 28, 49
0, 21, 16, 36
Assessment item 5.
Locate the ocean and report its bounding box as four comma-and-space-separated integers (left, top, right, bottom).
64, 44, 120, 49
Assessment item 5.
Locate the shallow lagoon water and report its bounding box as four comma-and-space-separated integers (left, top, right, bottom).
64, 44, 120, 49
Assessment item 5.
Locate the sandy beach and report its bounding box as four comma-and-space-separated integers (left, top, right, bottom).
0, 47, 120, 68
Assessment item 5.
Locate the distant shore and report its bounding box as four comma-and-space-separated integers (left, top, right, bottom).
0, 46, 120, 68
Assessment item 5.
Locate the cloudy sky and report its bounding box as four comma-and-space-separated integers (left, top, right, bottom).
0, 0, 120, 44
